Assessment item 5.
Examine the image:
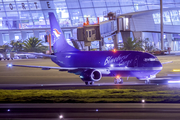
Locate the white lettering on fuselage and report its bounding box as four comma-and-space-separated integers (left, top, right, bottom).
65, 56, 71, 58
104, 54, 133, 66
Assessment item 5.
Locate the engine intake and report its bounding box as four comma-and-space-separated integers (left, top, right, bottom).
80, 69, 102, 81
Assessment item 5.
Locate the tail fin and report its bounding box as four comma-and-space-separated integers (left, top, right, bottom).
48, 12, 79, 53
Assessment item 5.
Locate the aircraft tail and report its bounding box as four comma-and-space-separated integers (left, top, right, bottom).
48, 12, 79, 53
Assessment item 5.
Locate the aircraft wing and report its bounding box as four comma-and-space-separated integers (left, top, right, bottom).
7, 64, 111, 75
7, 64, 76, 71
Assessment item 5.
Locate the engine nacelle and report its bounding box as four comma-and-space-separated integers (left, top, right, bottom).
80, 69, 102, 81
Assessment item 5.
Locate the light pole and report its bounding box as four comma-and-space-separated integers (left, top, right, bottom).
160, 0, 164, 50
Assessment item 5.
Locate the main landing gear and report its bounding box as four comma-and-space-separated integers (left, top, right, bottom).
114, 78, 123, 84
145, 79, 150, 84
85, 81, 94, 85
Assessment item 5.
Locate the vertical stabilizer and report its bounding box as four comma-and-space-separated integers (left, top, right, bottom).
49, 12, 79, 53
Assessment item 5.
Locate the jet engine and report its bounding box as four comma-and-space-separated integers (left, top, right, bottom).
80, 69, 102, 81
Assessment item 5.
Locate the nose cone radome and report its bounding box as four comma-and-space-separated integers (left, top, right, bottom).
143, 53, 162, 68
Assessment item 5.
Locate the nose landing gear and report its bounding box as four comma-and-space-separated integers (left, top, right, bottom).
114, 78, 123, 84
85, 81, 94, 85
145, 79, 150, 84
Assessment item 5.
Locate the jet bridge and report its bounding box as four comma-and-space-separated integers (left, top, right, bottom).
77, 12, 118, 50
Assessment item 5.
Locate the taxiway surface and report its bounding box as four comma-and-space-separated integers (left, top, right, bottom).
1, 103, 180, 120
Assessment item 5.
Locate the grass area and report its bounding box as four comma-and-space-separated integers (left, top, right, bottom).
1, 89, 180, 103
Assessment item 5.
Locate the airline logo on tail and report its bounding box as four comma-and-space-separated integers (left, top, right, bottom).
53, 28, 61, 38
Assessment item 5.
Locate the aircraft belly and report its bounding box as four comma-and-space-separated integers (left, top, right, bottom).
105, 70, 161, 77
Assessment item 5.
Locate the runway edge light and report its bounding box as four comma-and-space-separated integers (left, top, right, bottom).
7, 64, 12, 67
59, 115, 63, 119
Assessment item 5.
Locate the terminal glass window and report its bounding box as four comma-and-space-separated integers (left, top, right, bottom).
133, 0, 147, 5
95, 8, 108, 22
66, 0, 80, 8
14, 33, 22, 41
163, 11, 172, 25
146, 0, 160, 4
0, 4, 5, 11
2, 34, 9, 44
147, 0, 160, 10
82, 8, 97, 24
134, 5, 148, 11
39, 32, 46, 42
19, 11, 33, 28
56, 9, 69, 19
170, 10, 180, 25
69, 9, 84, 26
119, 0, 133, 6
27, 32, 33, 39
152, 13, 160, 24
163, 3, 175, 8
79, 0, 93, 8
31, 11, 46, 27
163, 0, 174, 3
92, 0, 106, 7
105, 0, 119, 7
6, 12, 19, 29
54, 0, 67, 9
121, 6, 134, 14
0, 12, 8, 29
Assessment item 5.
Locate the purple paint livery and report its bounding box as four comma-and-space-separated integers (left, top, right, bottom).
8, 12, 169, 85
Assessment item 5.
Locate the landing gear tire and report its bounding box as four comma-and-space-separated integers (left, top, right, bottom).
90, 81, 94, 85
85, 81, 94, 85
85, 82, 89, 85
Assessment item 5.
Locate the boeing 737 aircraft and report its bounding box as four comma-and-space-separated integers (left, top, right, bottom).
7, 12, 171, 85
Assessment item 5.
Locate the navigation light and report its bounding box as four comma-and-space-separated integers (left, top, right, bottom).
110, 64, 114, 67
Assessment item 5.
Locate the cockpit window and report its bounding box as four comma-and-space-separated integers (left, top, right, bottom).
144, 58, 159, 62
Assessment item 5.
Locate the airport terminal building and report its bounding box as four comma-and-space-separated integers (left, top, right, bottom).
0, 0, 180, 51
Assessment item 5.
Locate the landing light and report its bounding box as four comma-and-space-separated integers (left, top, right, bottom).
168, 81, 180, 83
110, 64, 114, 67
116, 75, 120, 79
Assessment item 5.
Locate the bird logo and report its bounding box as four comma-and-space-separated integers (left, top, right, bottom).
53, 28, 61, 38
